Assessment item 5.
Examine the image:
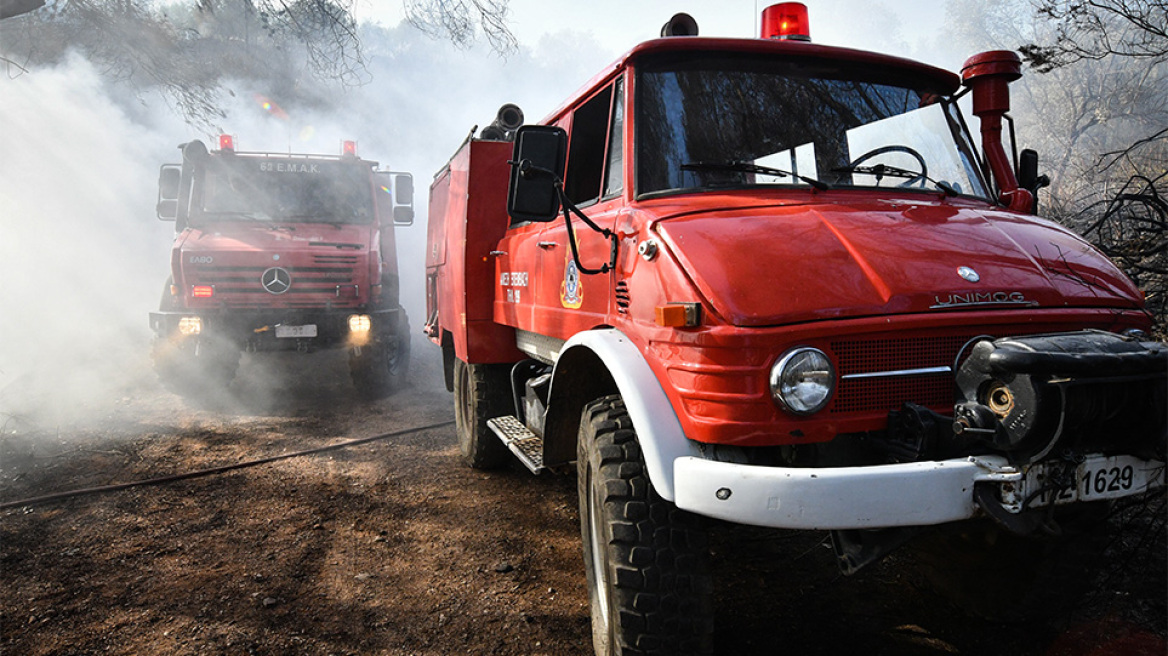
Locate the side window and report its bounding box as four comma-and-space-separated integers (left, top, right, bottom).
564, 85, 614, 205
603, 78, 625, 198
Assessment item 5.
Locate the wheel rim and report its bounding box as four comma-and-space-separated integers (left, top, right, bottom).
455, 362, 471, 455
384, 339, 402, 376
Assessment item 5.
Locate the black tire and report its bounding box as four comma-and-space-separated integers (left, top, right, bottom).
577, 395, 713, 656
349, 313, 411, 398
453, 358, 512, 469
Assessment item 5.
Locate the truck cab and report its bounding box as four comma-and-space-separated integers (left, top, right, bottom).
152, 136, 414, 397
425, 6, 1166, 654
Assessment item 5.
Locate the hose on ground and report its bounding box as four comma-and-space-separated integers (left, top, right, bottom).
0, 419, 456, 511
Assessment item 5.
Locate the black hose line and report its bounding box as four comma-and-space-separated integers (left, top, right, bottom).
0, 420, 456, 511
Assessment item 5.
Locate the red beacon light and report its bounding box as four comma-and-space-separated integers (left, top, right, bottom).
342, 140, 358, 157
761, 2, 811, 41
218, 134, 235, 152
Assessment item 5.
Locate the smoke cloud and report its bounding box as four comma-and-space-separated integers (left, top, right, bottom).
0, 22, 608, 432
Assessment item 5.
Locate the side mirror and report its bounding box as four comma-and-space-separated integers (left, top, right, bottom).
395, 173, 414, 206
507, 125, 567, 224
1017, 149, 1050, 213
157, 164, 181, 221
375, 171, 415, 226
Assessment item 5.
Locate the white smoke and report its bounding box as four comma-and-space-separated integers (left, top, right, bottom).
0, 22, 609, 431
0, 54, 189, 429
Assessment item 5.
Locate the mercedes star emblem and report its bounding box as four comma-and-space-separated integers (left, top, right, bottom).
957, 266, 980, 283
261, 267, 292, 294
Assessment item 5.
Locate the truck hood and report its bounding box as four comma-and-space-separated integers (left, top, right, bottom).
177, 222, 371, 255
653, 198, 1144, 327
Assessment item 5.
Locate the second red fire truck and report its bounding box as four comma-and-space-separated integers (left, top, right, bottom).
152, 136, 414, 397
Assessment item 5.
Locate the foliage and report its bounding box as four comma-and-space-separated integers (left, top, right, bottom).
0, 0, 514, 129
403, 0, 515, 53
1019, 0, 1167, 71
1018, 0, 1167, 333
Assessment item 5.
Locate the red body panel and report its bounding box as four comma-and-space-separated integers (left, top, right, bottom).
648, 193, 1143, 326
425, 140, 525, 363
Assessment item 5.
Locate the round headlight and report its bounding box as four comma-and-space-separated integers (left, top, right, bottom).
770, 347, 835, 415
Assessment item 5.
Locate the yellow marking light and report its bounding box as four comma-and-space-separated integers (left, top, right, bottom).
654, 303, 702, 327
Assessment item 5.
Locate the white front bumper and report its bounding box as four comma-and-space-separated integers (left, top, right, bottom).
675, 454, 1167, 530
673, 455, 1025, 530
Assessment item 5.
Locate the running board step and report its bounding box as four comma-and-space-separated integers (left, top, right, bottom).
487, 416, 545, 474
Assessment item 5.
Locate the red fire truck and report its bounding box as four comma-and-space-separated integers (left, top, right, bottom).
425, 5, 1166, 653
152, 136, 414, 397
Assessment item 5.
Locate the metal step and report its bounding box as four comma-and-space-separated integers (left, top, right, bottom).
487, 415, 545, 474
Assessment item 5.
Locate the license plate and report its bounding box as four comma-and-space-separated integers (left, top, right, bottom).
1024, 455, 1165, 508
275, 324, 317, 339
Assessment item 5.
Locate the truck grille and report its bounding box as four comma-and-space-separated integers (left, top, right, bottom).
828, 335, 977, 415
187, 255, 360, 308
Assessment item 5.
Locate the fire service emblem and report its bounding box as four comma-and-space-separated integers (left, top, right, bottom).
560, 258, 583, 309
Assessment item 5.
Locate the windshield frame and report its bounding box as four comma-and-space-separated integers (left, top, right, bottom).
190, 154, 377, 226
631, 50, 990, 202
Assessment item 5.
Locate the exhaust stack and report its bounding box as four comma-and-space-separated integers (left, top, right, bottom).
961, 50, 1033, 213
480, 103, 525, 142
661, 13, 699, 37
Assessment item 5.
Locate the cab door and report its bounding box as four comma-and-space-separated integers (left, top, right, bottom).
532, 77, 627, 340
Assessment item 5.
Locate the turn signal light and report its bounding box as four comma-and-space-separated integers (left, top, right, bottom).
761, 3, 811, 41
655, 303, 702, 327
192, 285, 214, 298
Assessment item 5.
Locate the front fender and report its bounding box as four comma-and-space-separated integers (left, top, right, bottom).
545, 328, 700, 501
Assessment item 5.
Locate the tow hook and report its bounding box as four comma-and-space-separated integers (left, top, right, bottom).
968, 457, 1060, 535
974, 483, 1062, 536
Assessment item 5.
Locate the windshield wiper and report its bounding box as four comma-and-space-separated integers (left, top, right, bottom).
206, 210, 271, 220
831, 163, 960, 197
282, 214, 356, 226
681, 161, 831, 191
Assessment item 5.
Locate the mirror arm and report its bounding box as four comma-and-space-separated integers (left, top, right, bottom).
555, 184, 618, 276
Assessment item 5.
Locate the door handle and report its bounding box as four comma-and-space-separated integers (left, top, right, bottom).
538, 241, 558, 249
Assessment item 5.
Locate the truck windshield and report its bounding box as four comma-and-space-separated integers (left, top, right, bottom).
636, 53, 988, 199
197, 157, 375, 224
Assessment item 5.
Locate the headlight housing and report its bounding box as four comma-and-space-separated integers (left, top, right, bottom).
178, 316, 202, 336
770, 347, 835, 415
348, 314, 372, 333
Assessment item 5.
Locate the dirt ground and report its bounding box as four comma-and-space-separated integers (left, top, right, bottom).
1, 347, 1165, 656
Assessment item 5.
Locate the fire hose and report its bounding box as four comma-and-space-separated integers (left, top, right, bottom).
0, 419, 455, 511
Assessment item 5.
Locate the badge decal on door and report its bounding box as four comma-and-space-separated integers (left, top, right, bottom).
560, 257, 583, 309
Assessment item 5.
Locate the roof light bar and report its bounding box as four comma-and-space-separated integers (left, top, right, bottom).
761, 3, 811, 41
